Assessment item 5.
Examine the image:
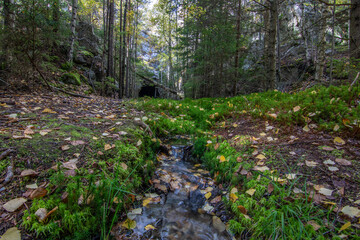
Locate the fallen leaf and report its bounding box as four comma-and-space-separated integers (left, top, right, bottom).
333, 124, 340, 131
246, 189, 256, 196
61, 145, 70, 151
3, 198, 27, 212
305, 160, 318, 167
319, 188, 333, 196
120, 162, 128, 170
286, 174, 296, 180
255, 154, 266, 160
230, 193, 238, 202
328, 167, 339, 172
253, 166, 270, 172
24, 128, 35, 135
307, 220, 321, 231
293, 106, 301, 112
143, 198, 152, 207
341, 206, 360, 218
335, 158, 352, 166
127, 208, 142, 220
334, 137, 345, 145
26, 183, 38, 189
42, 108, 56, 114
20, 169, 38, 177
321, 146, 334, 151
211, 196, 222, 204
71, 140, 85, 146
145, 224, 156, 230
0, 227, 21, 240
122, 218, 136, 229
339, 222, 351, 232
324, 159, 335, 165
268, 113, 277, 119
39, 129, 52, 136
219, 155, 226, 163
104, 144, 115, 151
29, 187, 47, 200
205, 192, 212, 199
303, 125, 310, 132
268, 183, 274, 194
237, 205, 247, 215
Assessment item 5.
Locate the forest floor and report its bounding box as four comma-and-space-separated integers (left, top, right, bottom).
1, 88, 360, 239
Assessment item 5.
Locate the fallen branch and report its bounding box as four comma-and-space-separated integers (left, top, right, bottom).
136, 73, 183, 99
348, 72, 360, 92
26, 52, 92, 99
0, 148, 14, 161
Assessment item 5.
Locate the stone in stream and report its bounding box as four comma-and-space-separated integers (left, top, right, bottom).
189, 189, 205, 212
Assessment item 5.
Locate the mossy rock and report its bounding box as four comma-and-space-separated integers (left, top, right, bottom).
61, 72, 81, 86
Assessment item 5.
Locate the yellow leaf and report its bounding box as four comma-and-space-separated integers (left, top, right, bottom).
303, 125, 310, 132
333, 124, 339, 131
255, 154, 266, 160
230, 193, 238, 202
245, 189, 256, 196
334, 137, 345, 145
219, 155, 226, 163
339, 222, 351, 232
232, 123, 238, 127
205, 192, 211, 199
145, 224, 156, 230
293, 106, 301, 112
104, 144, 114, 151
143, 198, 152, 207
42, 108, 56, 114
122, 218, 136, 229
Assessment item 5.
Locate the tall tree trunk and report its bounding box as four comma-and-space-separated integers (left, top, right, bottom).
315, 5, 327, 83
350, 0, 360, 79
118, 0, 123, 98
265, 0, 278, 90
68, 0, 78, 62
53, 0, 60, 33
329, 0, 336, 85
3, 0, 15, 72
107, 0, 115, 78
233, 0, 241, 96
120, 0, 129, 98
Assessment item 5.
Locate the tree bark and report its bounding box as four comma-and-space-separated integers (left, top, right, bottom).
350, 0, 360, 79
107, 0, 115, 78
233, 0, 242, 96
68, 0, 78, 62
3, 0, 15, 74
119, 0, 124, 98
265, 0, 278, 90
315, 4, 327, 82
120, 0, 129, 99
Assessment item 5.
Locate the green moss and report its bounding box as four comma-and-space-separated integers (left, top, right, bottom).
61, 72, 81, 86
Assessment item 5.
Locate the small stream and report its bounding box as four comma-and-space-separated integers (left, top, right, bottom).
115, 143, 233, 240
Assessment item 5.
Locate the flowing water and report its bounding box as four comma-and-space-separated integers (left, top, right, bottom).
115, 144, 233, 240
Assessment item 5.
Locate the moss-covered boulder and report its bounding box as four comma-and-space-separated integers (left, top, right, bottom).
61, 72, 81, 86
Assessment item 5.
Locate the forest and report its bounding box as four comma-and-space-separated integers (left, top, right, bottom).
0, 0, 360, 239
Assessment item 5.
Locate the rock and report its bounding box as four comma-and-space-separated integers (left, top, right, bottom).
189, 189, 205, 212
76, 22, 100, 56
74, 53, 87, 64
3, 198, 27, 212
212, 216, 226, 233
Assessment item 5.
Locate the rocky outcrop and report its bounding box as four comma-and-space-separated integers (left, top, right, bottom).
76, 22, 100, 56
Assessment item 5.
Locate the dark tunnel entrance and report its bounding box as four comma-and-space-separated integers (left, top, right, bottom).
139, 85, 160, 98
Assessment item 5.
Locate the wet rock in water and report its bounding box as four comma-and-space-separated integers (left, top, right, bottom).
189, 189, 205, 212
